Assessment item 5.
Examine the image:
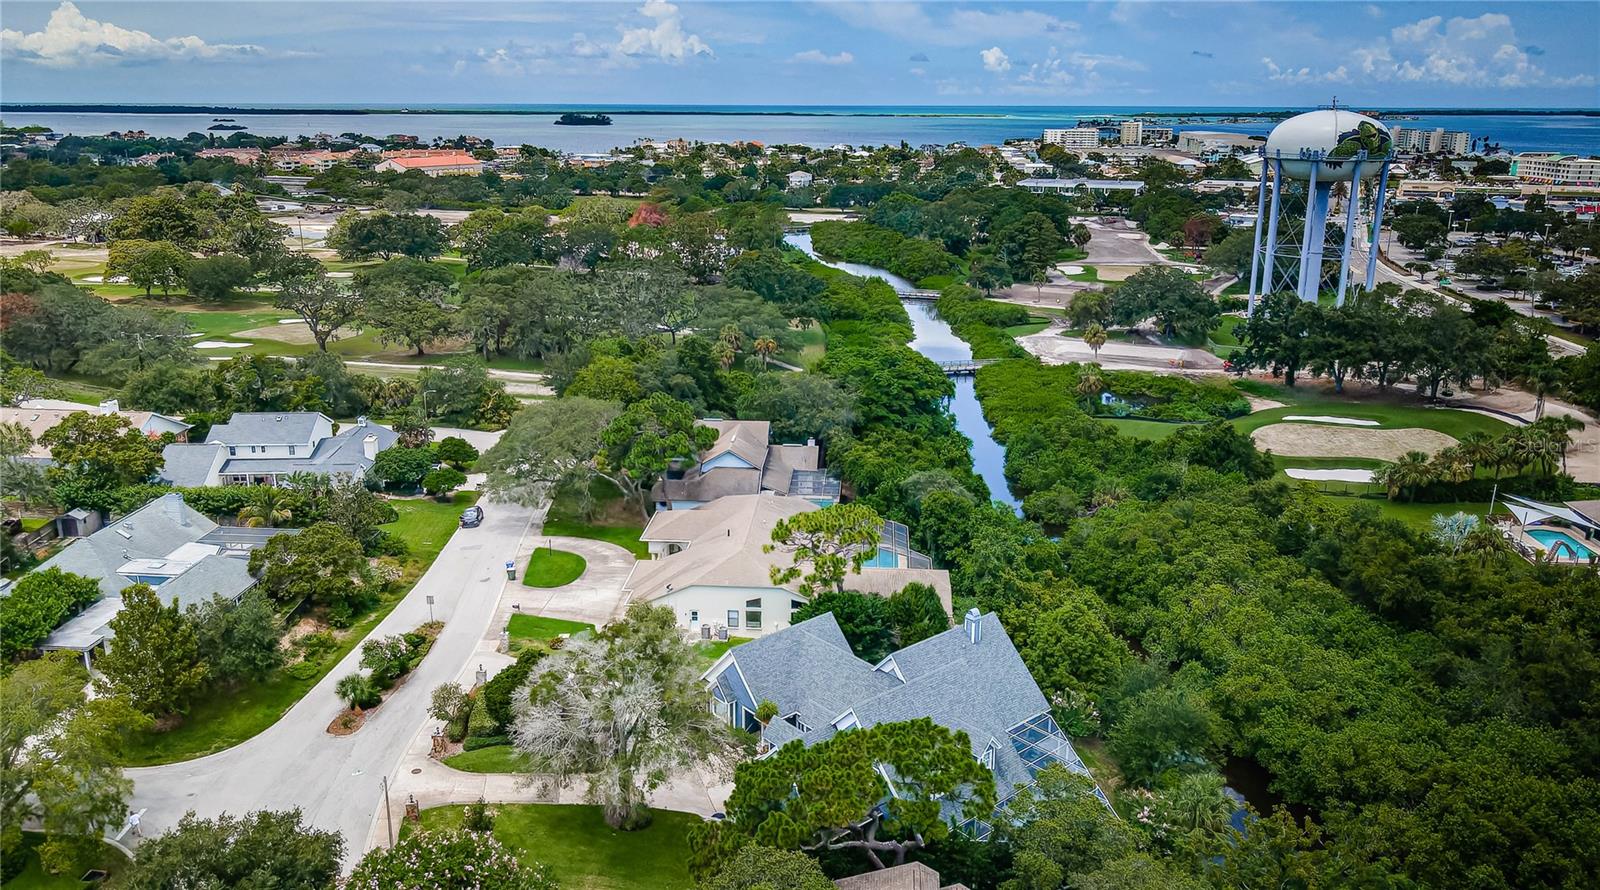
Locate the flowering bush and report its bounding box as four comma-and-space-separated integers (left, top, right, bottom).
346, 829, 557, 889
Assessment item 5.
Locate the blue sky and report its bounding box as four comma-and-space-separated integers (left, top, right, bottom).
3, 1, 1597, 106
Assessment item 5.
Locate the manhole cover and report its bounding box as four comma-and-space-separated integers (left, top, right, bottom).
411, 768, 422, 774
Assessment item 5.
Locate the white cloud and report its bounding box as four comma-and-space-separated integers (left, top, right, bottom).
981, 46, 1011, 73
1261, 13, 1592, 90
1003, 48, 1141, 95
792, 49, 853, 65
1262, 57, 1349, 85
948, 9, 1080, 40
616, 0, 712, 63
1, 1, 266, 68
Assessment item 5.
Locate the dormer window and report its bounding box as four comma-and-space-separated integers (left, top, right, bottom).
981, 740, 997, 770
833, 709, 859, 732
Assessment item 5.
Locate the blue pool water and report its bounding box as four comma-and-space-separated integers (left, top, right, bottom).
1527, 529, 1595, 560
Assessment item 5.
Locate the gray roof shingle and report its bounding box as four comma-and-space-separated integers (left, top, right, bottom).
205, 412, 327, 446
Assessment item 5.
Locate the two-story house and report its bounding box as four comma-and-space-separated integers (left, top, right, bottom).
159, 413, 398, 487
651, 419, 839, 511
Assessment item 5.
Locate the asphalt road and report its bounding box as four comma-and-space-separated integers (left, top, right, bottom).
125, 497, 537, 867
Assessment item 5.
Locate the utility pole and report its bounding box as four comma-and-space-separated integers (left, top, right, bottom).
381, 775, 394, 847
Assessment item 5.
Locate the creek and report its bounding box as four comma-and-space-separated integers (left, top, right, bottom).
784, 232, 1018, 511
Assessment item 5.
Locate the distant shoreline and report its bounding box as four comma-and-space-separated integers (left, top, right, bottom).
3, 103, 1596, 119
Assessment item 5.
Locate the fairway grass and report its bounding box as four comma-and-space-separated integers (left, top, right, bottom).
413, 804, 697, 890
115, 493, 478, 766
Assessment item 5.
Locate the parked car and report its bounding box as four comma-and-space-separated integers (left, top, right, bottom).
459, 506, 484, 528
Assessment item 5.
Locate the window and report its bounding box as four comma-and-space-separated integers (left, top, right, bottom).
727, 610, 740, 629
745, 597, 762, 631
689, 610, 699, 625
288, 445, 296, 455
833, 710, 859, 732
784, 713, 812, 733
250, 446, 258, 454
981, 741, 997, 770
228, 446, 237, 456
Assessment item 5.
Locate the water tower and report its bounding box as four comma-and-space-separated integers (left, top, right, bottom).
1246, 107, 1395, 312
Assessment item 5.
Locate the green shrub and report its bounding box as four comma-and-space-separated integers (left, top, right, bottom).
463, 734, 510, 751
335, 673, 381, 709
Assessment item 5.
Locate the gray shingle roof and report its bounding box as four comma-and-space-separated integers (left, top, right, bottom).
205, 412, 328, 446
711, 610, 1097, 817
159, 442, 226, 487
216, 419, 398, 477
36, 494, 218, 598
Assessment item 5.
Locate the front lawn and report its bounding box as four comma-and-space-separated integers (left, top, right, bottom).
2, 834, 126, 890
412, 804, 697, 890
115, 493, 478, 766
443, 744, 527, 774
507, 613, 595, 642
543, 478, 648, 559
524, 547, 587, 588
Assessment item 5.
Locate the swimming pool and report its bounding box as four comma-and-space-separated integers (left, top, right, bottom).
1527, 529, 1595, 560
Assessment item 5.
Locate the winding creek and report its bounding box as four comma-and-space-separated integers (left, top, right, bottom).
784, 232, 1019, 511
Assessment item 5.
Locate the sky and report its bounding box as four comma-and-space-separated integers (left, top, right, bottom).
3, 1, 1598, 107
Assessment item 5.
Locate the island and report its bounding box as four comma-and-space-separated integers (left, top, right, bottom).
207, 124, 247, 131
554, 112, 613, 126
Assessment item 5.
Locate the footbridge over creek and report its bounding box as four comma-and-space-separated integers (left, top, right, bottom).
937, 359, 998, 376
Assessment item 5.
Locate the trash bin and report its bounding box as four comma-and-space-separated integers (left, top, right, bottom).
505, 560, 516, 580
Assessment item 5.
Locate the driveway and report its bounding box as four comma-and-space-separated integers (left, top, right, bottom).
125, 497, 538, 869
498, 534, 637, 628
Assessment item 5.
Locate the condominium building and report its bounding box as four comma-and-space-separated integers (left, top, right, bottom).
1512, 152, 1600, 186
1042, 128, 1101, 149
1392, 126, 1472, 156
1119, 120, 1142, 146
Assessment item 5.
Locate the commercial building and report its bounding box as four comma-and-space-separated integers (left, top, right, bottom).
1512, 152, 1600, 187
373, 153, 484, 176
1175, 131, 1261, 157
1041, 128, 1100, 149
159, 413, 397, 488
1117, 121, 1172, 146
622, 492, 950, 638
1016, 177, 1144, 196
1392, 126, 1472, 156
703, 609, 1108, 838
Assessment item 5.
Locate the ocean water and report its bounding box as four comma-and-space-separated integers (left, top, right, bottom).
3, 105, 1594, 154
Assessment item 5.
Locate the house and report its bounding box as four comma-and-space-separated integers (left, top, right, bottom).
196, 147, 264, 164
24, 493, 294, 665
651, 419, 838, 511
373, 154, 484, 176
787, 170, 815, 188
623, 492, 950, 637
5, 399, 190, 463
159, 413, 397, 488
704, 609, 1107, 838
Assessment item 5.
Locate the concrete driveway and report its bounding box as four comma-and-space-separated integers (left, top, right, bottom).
125, 497, 537, 869
497, 534, 638, 629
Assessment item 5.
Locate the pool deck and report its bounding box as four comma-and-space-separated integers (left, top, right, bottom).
1508, 523, 1597, 565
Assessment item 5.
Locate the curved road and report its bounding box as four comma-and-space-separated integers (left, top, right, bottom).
125, 497, 537, 866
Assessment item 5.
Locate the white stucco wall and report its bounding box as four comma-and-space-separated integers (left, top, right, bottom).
653, 584, 806, 637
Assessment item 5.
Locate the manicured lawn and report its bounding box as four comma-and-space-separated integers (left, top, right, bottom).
541, 519, 648, 559
507, 613, 595, 642
544, 478, 649, 558
443, 744, 527, 774
413, 804, 698, 890
1096, 417, 1195, 441
1319, 495, 1496, 531
116, 492, 479, 765
524, 547, 587, 587
2, 834, 126, 889
1004, 316, 1055, 338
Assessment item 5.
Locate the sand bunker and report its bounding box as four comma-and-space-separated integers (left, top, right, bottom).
194, 340, 250, 349
1282, 414, 1380, 426
1059, 264, 1086, 275
1253, 424, 1457, 461
1285, 468, 1376, 483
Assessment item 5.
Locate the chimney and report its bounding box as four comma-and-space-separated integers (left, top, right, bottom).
97, 398, 120, 415
362, 435, 378, 460
161, 492, 188, 526
964, 608, 982, 645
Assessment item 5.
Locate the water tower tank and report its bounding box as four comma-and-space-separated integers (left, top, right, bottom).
1265, 109, 1392, 182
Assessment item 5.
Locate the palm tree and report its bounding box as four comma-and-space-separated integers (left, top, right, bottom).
1460, 524, 1510, 568
1457, 431, 1497, 477
1090, 480, 1130, 512
238, 486, 292, 528
712, 339, 737, 371
1083, 322, 1108, 360
1509, 428, 1560, 476
1530, 415, 1585, 475
1381, 451, 1435, 501
1429, 446, 1473, 491
718, 324, 744, 354
752, 337, 778, 369
1521, 362, 1561, 420
1076, 366, 1105, 413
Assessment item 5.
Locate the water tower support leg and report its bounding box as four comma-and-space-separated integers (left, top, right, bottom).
1365, 162, 1391, 290
1261, 159, 1284, 305
1246, 153, 1270, 316
1298, 161, 1324, 303
1336, 158, 1363, 305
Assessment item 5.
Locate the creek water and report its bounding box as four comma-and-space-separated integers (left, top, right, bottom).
783, 232, 1018, 511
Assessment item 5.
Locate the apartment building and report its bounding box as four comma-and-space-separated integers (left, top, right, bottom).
1042, 128, 1100, 149
1512, 152, 1600, 186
